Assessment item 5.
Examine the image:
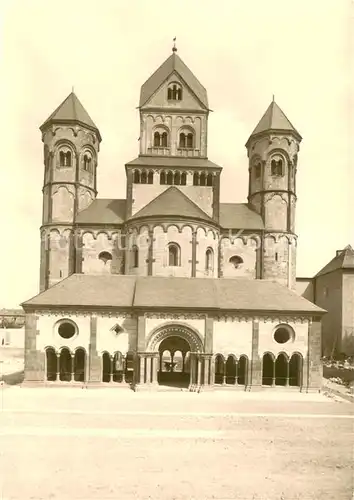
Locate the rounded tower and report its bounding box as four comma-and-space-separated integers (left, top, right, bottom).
39, 92, 101, 290
245, 99, 302, 289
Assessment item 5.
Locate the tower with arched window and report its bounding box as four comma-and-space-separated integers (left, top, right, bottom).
39, 92, 101, 291
246, 99, 302, 289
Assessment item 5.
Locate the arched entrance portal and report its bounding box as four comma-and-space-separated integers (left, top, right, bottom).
144, 323, 205, 389
158, 336, 190, 387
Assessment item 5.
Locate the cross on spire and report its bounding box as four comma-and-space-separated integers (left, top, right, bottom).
172, 37, 177, 53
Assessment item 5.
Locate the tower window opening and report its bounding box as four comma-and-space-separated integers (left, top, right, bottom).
153, 130, 169, 148
141, 170, 147, 184
83, 154, 92, 172
161, 132, 168, 147
179, 133, 186, 148
154, 132, 160, 147
229, 255, 243, 269
133, 170, 141, 184
205, 248, 214, 271
186, 133, 193, 148
275, 252, 278, 262
132, 245, 139, 268
59, 150, 72, 167
255, 162, 262, 179
168, 243, 181, 267
167, 83, 182, 101
271, 158, 284, 177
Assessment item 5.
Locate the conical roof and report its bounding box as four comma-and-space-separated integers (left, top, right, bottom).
246, 100, 301, 146
40, 92, 101, 140
315, 245, 354, 277
131, 186, 212, 221
139, 51, 208, 109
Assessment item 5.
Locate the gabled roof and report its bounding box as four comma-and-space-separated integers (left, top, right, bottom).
246, 100, 301, 145
139, 52, 208, 109
315, 245, 354, 278
76, 199, 126, 225
126, 156, 222, 170
40, 92, 101, 140
131, 186, 213, 222
219, 203, 264, 230
21, 274, 325, 314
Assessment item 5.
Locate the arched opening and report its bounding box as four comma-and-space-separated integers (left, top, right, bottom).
74, 348, 85, 382
237, 355, 247, 386
132, 245, 139, 268
186, 133, 193, 148
59, 348, 72, 382
166, 171, 173, 185
133, 170, 140, 184
160, 171, 166, 185
147, 171, 154, 184
200, 172, 206, 186
161, 132, 168, 147
271, 158, 283, 176
174, 171, 181, 185
46, 347, 57, 381
158, 336, 191, 387
254, 161, 262, 179
168, 243, 180, 266
193, 172, 199, 186
154, 132, 160, 147
181, 172, 187, 185
141, 170, 147, 184
214, 354, 225, 384
205, 248, 214, 272
229, 255, 244, 269
113, 351, 124, 383
206, 173, 213, 186
262, 353, 274, 386
275, 353, 288, 386
289, 353, 302, 387
226, 355, 237, 385
83, 154, 92, 171
102, 352, 111, 382
98, 251, 112, 266
179, 133, 186, 148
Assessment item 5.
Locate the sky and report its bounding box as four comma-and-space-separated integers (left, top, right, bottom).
0, 0, 352, 308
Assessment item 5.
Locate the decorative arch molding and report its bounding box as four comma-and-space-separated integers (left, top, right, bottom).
51, 184, 76, 196
264, 192, 288, 204
267, 147, 291, 163
53, 139, 78, 154
146, 322, 204, 353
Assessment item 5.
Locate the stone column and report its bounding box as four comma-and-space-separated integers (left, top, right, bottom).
151, 354, 159, 385
74, 230, 83, 274
88, 314, 101, 384
56, 353, 60, 382
210, 355, 215, 385
110, 356, 114, 383
71, 353, 75, 382
145, 356, 152, 383
197, 355, 202, 386
139, 355, 146, 384
249, 320, 262, 390
147, 228, 154, 276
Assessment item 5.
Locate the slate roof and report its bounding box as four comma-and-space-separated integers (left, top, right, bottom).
126, 156, 222, 170
139, 52, 208, 109
219, 203, 264, 230
22, 274, 325, 314
131, 187, 212, 221
76, 199, 126, 225
40, 92, 101, 139
246, 100, 301, 145
315, 245, 354, 278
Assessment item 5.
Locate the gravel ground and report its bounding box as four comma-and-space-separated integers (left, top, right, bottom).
0, 388, 353, 500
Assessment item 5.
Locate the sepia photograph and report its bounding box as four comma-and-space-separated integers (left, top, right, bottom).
0, 0, 353, 499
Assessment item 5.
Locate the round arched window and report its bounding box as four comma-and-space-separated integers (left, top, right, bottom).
98, 251, 112, 265
273, 326, 294, 344
229, 255, 243, 269
58, 321, 77, 339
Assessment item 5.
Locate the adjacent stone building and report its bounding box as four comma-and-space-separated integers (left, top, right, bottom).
22, 47, 325, 391
297, 245, 354, 357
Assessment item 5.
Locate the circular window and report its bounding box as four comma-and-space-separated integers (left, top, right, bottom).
58, 321, 76, 339
274, 327, 293, 344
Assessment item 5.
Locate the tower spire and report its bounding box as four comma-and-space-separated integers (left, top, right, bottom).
172, 37, 177, 53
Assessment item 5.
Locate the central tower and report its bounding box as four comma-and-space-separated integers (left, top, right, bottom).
125, 45, 221, 223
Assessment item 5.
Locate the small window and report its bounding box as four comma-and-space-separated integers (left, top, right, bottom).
205, 248, 213, 271
83, 154, 92, 171
161, 132, 168, 147
193, 172, 199, 186
206, 173, 213, 186
168, 243, 180, 267
255, 162, 262, 179
181, 172, 187, 185
179, 133, 186, 148
111, 323, 124, 335
133, 170, 140, 184
174, 171, 181, 185
160, 171, 166, 185
229, 255, 243, 269
186, 133, 193, 148
58, 321, 76, 339
274, 326, 293, 344
166, 171, 173, 185
147, 171, 154, 184
271, 158, 283, 177
59, 150, 72, 167
98, 251, 112, 265
141, 171, 147, 184
132, 245, 139, 268
154, 132, 160, 147
153, 129, 169, 148
167, 83, 182, 101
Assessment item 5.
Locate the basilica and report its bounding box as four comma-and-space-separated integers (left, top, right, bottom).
22, 46, 325, 391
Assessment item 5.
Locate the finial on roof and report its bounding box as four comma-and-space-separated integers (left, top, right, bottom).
72, 85, 75, 94
172, 37, 177, 53
272, 94, 275, 102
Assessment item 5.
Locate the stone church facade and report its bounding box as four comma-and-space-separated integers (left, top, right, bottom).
22, 47, 325, 391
